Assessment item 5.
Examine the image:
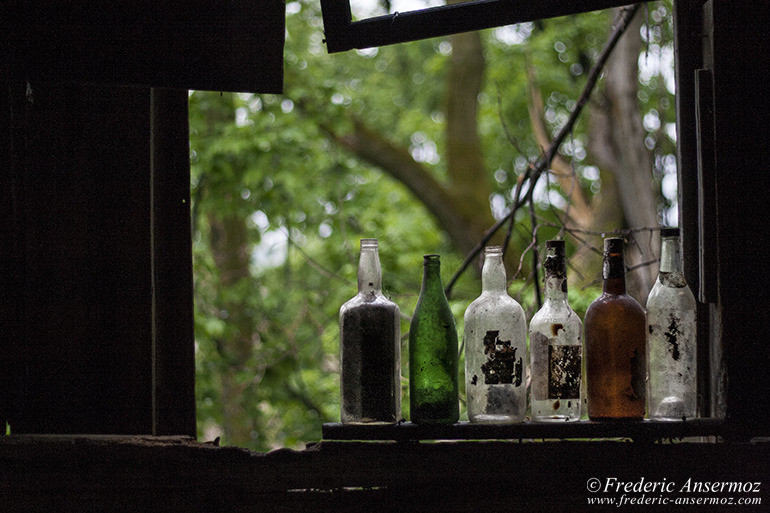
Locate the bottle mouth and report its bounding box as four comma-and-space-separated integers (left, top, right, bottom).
423, 254, 441, 264
603, 237, 624, 255
660, 227, 679, 238
360, 238, 379, 249
545, 239, 565, 257
484, 246, 502, 256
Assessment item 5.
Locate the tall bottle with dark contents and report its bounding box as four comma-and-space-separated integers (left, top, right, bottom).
646, 228, 697, 420
464, 246, 527, 423
530, 240, 583, 421
339, 239, 401, 424
409, 255, 459, 424
585, 238, 646, 420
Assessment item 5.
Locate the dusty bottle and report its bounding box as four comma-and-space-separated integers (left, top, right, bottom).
464, 246, 527, 423
339, 239, 401, 424
585, 238, 646, 420
409, 255, 459, 424
530, 240, 583, 421
646, 228, 697, 420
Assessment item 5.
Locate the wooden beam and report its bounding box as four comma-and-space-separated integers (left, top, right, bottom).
1, 0, 285, 93
673, 0, 711, 418
0, 81, 194, 435
704, 0, 770, 427
1, 81, 156, 434
322, 0, 645, 53
150, 88, 196, 437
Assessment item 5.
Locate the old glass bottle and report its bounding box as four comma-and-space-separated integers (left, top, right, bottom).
409, 255, 459, 424
585, 238, 646, 420
530, 240, 583, 422
339, 239, 401, 424
464, 246, 527, 423
647, 228, 697, 420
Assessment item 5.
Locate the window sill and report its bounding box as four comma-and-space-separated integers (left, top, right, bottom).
323, 418, 725, 442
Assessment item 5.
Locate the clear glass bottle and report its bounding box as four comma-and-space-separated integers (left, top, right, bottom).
530, 240, 583, 421
646, 228, 697, 420
339, 239, 401, 424
409, 255, 459, 424
464, 246, 527, 423
585, 238, 647, 420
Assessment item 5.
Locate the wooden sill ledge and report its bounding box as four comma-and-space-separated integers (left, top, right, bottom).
323, 418, 729, 442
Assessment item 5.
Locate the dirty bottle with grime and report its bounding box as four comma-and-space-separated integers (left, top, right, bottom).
464, 246, 527, 423
409, 255, 459, 424
530, 240, 583, 421
585, 238, 646, 420
646, 228, 696, 420
340, 239, 401, 424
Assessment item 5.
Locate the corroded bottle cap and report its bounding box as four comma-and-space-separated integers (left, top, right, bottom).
660, 228, 679, 238
545, 239, 566, 257
544, 239, 566, 279
604, 237, 624, 254
602, 238, 625, 279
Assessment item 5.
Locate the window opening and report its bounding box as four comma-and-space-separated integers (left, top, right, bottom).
190, 0, 699, 451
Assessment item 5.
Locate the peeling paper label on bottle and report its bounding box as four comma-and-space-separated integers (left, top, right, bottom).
481, 330, 522, 386
548, 345, 581, 399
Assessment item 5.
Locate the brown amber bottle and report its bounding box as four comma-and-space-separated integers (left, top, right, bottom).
585, 238, 646, 420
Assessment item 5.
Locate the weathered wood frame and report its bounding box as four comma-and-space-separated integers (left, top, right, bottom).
321, 0, 641, 52
0, 1, 286, 434
2, 435, 769, 511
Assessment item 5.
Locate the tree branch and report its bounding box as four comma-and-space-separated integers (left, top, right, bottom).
529, 200, 542, 309
526, 62, 592, 227
444, 4, 641, 296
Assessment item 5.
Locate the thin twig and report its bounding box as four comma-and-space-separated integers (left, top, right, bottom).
529, 200, 542, 309
557, 132, 580, 239
580, 257, 659, 291
286, 230, 354, 286
626, 258, 659, 273
496, 81, 528, 156
537, 221, 662, 237
445, 4, 641, 296
512, 238, 537, 281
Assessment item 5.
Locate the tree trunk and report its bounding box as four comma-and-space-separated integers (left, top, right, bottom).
321, 24, 511, 270
588, 9, 659, 301
208, 211, 258, 446
444, 27, 499, 258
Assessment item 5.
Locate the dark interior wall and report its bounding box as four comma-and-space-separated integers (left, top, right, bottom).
0, 0, 285, 437
2, 0, 285, 93
701, 0, 770, 431
1, 82, 155, 433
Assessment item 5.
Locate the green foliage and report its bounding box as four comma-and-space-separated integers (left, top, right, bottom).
191, 1, 675, 450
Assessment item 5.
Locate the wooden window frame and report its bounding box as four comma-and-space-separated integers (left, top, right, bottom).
320, 0, 641, 52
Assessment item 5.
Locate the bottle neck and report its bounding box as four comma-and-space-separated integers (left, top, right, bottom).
420, 257, 444, 297
358, 246, 382, 295
603, 254, 626, 294
543, 251, 568, 301
481, 250, 506, 294
659, 236, 682, 274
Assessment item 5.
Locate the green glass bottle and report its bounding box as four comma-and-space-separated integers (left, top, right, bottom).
409, 255, 459, 424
